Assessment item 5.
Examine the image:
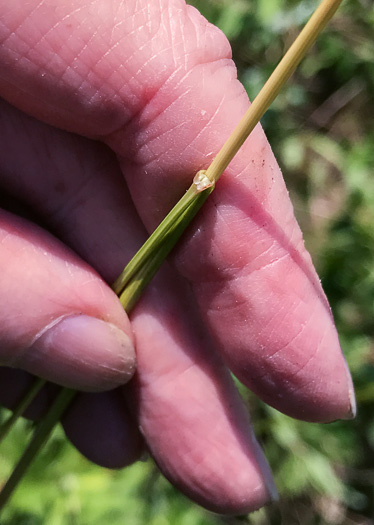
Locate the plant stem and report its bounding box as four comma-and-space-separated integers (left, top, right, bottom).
117, 178, 214, 311
0, 388, 76, 510
0, 378, 45, 444
204, 0, 343, 184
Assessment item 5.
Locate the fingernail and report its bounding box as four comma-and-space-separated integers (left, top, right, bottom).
348, 386, 357, 419
342, 358, 356, 420
251, 435, 279, 503
27, 315, 136, 391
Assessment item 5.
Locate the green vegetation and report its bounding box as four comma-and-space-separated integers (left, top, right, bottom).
1, 0, 373, 523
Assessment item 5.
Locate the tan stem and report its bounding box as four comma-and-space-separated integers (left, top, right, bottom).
205, 0, 343, 184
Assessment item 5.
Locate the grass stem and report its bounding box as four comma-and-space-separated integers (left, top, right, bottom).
0, 378, 45, 444
204, 0, 343, 184
0, 388, 76, 510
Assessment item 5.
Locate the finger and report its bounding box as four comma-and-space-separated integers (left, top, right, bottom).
0, 209, 135, 391
0, 101, 144, 465
0, 98, 140, 284
62, 390, 144, 469
129, 268, 277, 514
0, 0, 354, 421
0, 99, 276, 512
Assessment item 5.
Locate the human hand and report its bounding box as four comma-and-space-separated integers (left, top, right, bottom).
0, 0, 355, 514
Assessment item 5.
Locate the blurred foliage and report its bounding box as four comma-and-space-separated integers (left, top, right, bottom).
1, 0, 374, 523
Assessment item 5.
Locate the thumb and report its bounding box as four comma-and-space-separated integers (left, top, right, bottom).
0, 210, 135, 391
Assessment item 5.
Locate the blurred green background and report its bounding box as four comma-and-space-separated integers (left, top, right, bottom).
1, 0, 373, 523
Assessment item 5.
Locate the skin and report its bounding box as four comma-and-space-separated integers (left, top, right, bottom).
0, 0, 355, 514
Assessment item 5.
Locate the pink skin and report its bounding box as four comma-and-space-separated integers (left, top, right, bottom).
0, 0, 355, 514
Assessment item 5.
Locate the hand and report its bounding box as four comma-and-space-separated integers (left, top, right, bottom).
0, 0, 355, 514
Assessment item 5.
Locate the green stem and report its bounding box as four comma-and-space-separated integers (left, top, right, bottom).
0, 378, 45, 444
118, 180, 214, 311
0, 388, 76, 510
